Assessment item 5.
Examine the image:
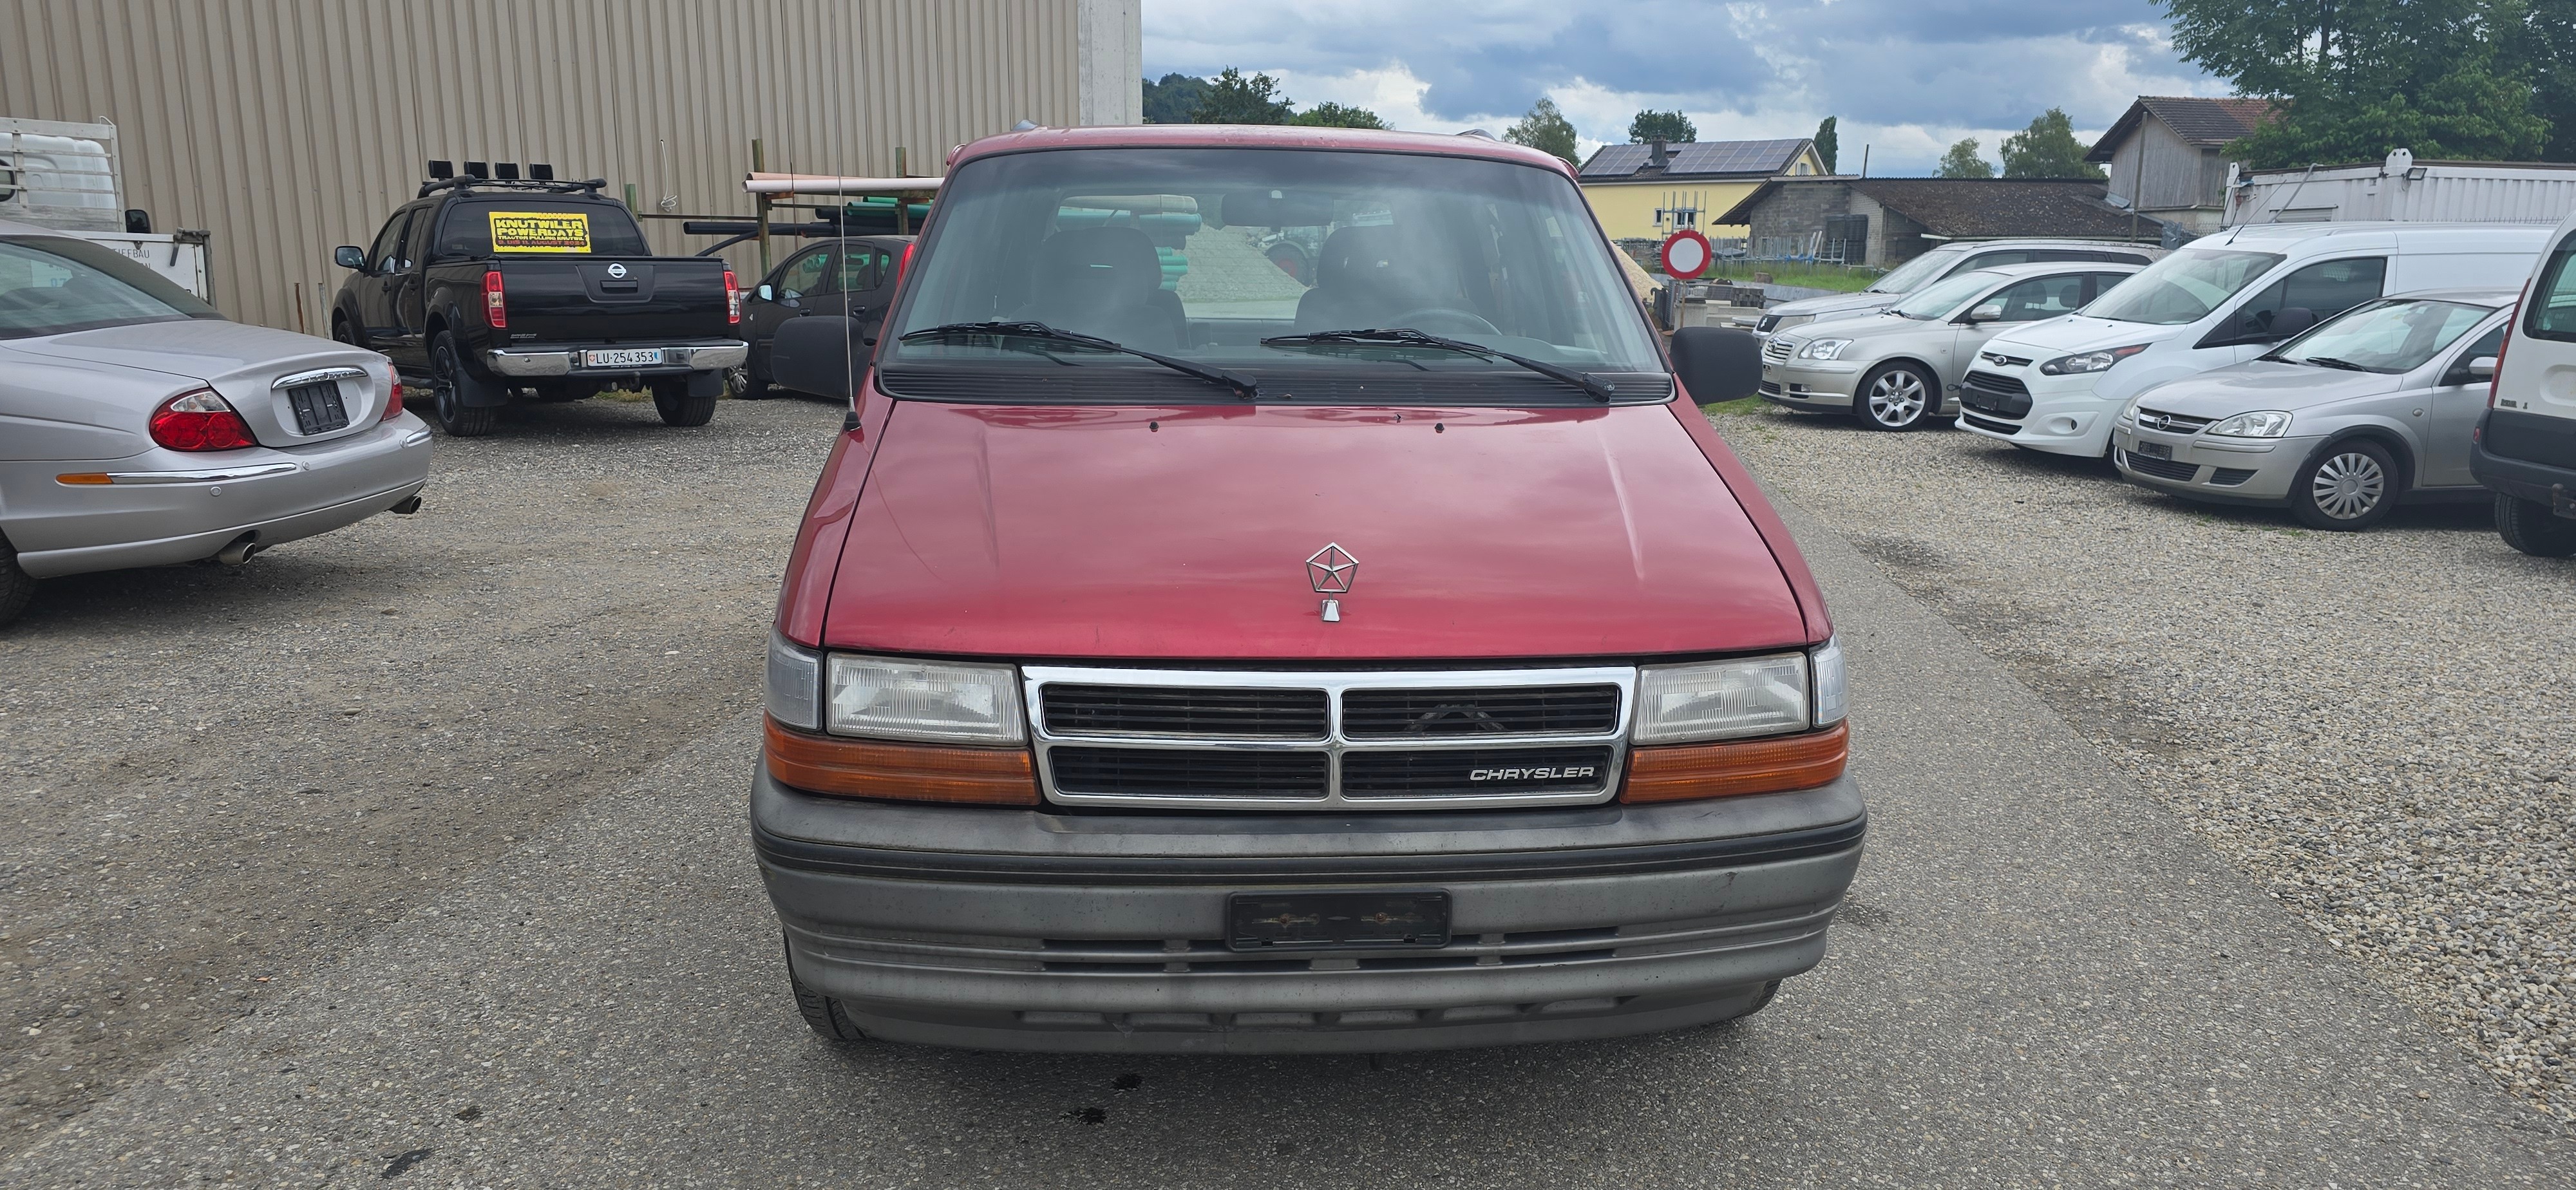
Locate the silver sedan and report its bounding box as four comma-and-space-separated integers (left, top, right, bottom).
0, 225, 432, 626
2109, 288, 2511, 531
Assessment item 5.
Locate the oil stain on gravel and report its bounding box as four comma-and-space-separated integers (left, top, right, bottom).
1713, 403, 2576, 1121
0, 398, 849, 1157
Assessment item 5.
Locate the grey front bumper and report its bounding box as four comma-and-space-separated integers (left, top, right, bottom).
753, 765, 1866, 1053
484, 340, 748, 377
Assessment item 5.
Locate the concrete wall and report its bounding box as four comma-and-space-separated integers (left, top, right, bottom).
1, 0, 1141, 331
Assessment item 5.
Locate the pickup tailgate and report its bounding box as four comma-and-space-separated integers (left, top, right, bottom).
493, 256, 730, 342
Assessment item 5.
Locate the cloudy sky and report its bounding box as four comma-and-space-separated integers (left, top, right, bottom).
1142, 0, 2228, 175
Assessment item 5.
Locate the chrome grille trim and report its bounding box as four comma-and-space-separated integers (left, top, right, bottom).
1023, 665, 1636, 811
1761, 337, 1794, 363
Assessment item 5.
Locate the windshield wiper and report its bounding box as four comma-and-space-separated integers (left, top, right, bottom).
2293, 355, 2374, 372
898, 320, 1258, 399
1259, 328, 1617, 402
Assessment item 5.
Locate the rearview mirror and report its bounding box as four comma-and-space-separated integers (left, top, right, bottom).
2268, 306, 2318, 340
770, 314, 864, 402
333, 245, 366, 270
1669, 326, 1764, 402
1220, 189, 1334, 229
1964, 301, 2005, 324
2470, 355, 2497, 380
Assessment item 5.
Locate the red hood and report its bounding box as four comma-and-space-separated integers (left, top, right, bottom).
821, 401, 1808, 661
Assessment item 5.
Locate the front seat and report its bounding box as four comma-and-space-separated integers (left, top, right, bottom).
1294, 225, 1424, 332
1011, 226, 1178, 350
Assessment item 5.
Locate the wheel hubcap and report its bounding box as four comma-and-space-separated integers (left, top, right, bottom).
2311, 452, 2385, 519
1869, 372, 1925, 425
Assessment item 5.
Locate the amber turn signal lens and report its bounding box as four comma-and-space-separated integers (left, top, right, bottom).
763, 717, 1039, 806
56, 473, 113, 485
1620, 722, 1848, 803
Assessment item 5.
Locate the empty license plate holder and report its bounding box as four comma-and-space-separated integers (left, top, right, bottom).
1227, 891, 1451, 951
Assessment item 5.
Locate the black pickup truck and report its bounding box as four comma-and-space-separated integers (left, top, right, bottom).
330, 177, 746, 436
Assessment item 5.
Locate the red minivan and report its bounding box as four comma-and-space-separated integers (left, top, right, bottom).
754, 124, 1863, 1053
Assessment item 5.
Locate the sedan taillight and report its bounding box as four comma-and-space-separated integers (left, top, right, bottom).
381, 361, 405, 422
484, 269, 506, 328
149, 389, 258, 451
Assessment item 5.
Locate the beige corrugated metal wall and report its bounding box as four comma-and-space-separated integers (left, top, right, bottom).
1, 0, 1140, 331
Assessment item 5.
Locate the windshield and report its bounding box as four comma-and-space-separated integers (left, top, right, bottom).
0, 236, 222, 339
879, 147, 1667, 404
1890, 270, 2003, 319
2083, 248, 2285, 325
2269, 298, 2496, 373
431, 198, 652, 259
1867, 247, 1966, 294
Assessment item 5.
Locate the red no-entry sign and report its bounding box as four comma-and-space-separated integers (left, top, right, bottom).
1660, 229, 1712, 279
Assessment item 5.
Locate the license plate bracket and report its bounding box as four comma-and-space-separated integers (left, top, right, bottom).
2134, 439, 2173, 460
1227, 890, 1451, 951
583, 348, 667, 368
285, 380, 349, 435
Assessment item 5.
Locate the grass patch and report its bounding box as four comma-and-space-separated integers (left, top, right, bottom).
1705, 261, 1885, 294
1701, 397, 1769, 415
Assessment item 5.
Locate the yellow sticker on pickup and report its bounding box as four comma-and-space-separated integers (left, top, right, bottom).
487, 211, 592, 253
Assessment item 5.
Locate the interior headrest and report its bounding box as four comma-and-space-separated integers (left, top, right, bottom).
1314, 225, 1404, 291
1031, 226, 1161, 299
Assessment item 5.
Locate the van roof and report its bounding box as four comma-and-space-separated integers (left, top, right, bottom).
948, 123, 1576, 178
2193, 221, 2555, 248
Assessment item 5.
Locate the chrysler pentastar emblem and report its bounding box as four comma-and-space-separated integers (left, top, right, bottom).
1307, 543, 1357, 623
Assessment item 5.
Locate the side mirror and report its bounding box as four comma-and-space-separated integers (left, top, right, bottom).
124, 208, 152, 234
770, 314, 864, 401
2268, 306, 2318, 340
756, 283, 774, 302
1964, 301, 2005, 324
2469, 355, 2497, 380
333, 245, 366, 270
1669, 326, 1764, 402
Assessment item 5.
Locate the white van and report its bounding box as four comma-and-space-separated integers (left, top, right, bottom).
1958, 222, 2553, 457
2472, 211, 2576, 556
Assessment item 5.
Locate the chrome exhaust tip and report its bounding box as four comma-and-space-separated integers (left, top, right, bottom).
215, 534, 261, 565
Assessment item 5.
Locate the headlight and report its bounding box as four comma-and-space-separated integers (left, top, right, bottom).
1797, 338, 1854, 361
825, 654, 1025, 743
2039, 344, 2150, 375
1634, 651, 1813, 743
2208, 410, 2293, 438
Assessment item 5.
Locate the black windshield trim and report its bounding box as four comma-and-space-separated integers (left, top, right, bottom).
875, 362, 1674, 407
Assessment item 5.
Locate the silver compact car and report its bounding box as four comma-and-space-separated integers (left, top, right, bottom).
1759, 261, 2141, 430
2110, 288, 2510, 531
0, 226, 432, 626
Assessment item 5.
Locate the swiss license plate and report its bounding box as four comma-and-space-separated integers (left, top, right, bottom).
583, 348, 665, 368
2134, 439, 2173, 460
285, 380, 349, 435
1227, 891, 1451, 951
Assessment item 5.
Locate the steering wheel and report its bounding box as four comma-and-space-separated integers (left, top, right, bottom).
1388, 307, 1501, 337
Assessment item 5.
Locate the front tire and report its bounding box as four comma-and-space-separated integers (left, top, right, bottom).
2291, 439, 2398, 531
1856, 363, 1935, 430
652, 378, 719, 427
0, 538, 35, 628
2496, 493, 2576, 557
429, 332, 498, 437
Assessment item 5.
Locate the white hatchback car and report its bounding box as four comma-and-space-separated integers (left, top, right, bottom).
1958, 222, 2552, 458
0, 224, 432, 627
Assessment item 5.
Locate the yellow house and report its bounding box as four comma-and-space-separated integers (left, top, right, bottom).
1578, 138, 1828, 241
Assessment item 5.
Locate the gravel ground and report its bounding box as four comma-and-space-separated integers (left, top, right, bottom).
1709, 399, 2576, 1120
0, 395, 847, 1157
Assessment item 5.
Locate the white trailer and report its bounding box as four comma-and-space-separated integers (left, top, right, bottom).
1, 116, 212, 298
2225, 149, 2576, 227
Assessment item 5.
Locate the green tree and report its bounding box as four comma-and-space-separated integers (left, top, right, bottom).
2519, 0, 2576, 159
1191, 68, 1294, 125
1504, 97, 1582, 166
1938, 137, 1996, 178
1289, 102, 1388, 129
1628, 109, 1697, 144
1141, 73, 1207, 124
2000, 108, 2107, 178
1814, 116, 1839, 173
2159, 0, 2546, 165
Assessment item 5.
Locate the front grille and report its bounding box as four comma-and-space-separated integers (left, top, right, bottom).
1341, 685, 1618, 738
1959, 372, 2032, 419
1980, 351, 2033, 368
1762, 337, 1794, 363
1042, 685, 1325, 738
2210, 468, 2257, 486
1962, 370, 2027, 396
2133, 408, 2215, 434
1028, 666, 1633, 811
2121, 450, 2201, 482
1756, 314, 1781, 333
1341, 746, 1615, 798
1049, 748, 1330, 798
